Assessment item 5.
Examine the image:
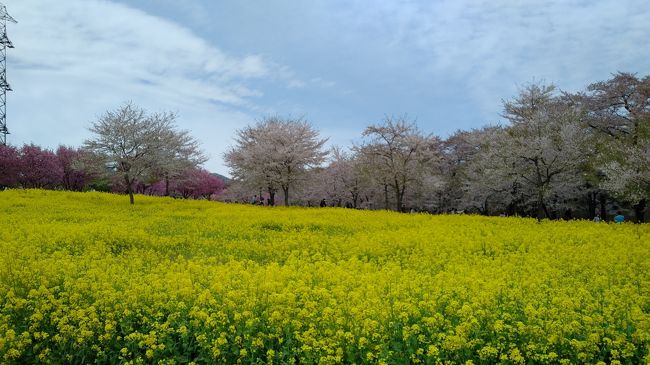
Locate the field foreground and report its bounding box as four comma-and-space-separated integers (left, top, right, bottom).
1, 190, 649, 364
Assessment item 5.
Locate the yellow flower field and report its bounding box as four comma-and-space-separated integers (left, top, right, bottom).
1, 189, 649, 364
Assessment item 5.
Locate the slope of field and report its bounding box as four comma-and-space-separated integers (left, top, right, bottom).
0, 190, 649, 364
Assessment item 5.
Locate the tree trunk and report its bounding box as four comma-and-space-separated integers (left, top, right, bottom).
267, 187, 276, 206
587, 192, 596, 220
599, 193, 607, 222
124, 174, 134, 205
383, 184, 389, 210
536, 189, 545, 221
282, 186, 290, 206
543, 202, 551, 219
165, 176, 170, 196
634, 198, 646, 223
395, 184, 405, 212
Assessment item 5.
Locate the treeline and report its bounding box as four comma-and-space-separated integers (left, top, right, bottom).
0, 104, 225, 201
1, 73, 647, 221
223, 72, 649, 222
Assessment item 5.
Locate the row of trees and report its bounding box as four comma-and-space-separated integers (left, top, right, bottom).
0, 144, 96, 190
223, 72, 649, 222
1, 73, 646, 220
0, 103, 225, 202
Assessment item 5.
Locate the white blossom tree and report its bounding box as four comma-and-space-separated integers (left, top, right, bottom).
494, 84, 589, 219
581, 72, 650, 222
298, 147, 372, 208
446, 126, 512, 214
84, 103, 204, 204
150, 123, 207, 196
600, 143, 650, 213
356, 116, 442, 211
224, 116, 328, 206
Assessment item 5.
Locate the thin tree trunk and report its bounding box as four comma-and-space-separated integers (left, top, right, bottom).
383, 184, 389, 210
599, 193, 607, 222
395, 184, 406, 212
283, 186, 289, 206
394, 178, 402, 212
543, 202, 551, 219
536, 189, 545, 221
634, 198, 646, 223
165, 176, 170, 196
124, 174, 134, 205
268, 188, 275, 206
587, 192, 596, 220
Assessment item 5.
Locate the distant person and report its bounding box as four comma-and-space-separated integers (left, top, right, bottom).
320, 199, 326, 208
593, 213, 601, 223
614, 211, 625, 223
250, 195, 258, 205
267, 197, 273, 206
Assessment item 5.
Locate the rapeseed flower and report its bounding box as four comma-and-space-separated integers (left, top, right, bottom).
0, 189, 648, 363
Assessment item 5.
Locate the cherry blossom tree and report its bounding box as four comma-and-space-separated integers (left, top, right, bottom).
84, 103, 204, 204
225, 116, 328, 206
174, 169, 226, 199
442, 127, 504, 214
581, 72, 650, 222
0, 144, 19, 188
149, 127, 206, 196
356, 116, 442, 211
492, 84, 589, 219
56, 146, 101, 191
18, 144, 64, 189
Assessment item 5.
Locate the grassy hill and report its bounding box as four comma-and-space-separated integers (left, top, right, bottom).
1, 189, 649, 364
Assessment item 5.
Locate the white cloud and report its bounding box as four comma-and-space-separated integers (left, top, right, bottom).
331, 0, 650, 124
287, 79, 306, 89
3, 0, 649, 170
3, 0, 301, 174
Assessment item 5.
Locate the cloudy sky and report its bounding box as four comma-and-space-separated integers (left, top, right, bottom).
3, 0, 649, 174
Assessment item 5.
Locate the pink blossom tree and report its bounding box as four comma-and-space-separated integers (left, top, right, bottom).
18, 144, 64, 189
144, 168, 225, 199
56, 146, 100, 191
172, 168, 225, 199
0, 144, 19, 188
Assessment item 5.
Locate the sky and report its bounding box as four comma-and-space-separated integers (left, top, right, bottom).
3, 0, 650, 175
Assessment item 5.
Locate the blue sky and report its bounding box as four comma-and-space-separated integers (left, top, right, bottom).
4, 0, 650, 175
